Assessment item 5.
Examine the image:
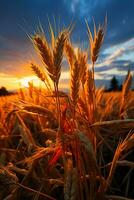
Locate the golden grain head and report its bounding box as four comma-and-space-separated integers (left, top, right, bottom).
122, 70, 132, 98
31, 63, 52, 90
64, 40, 77, 68
86, 18, 106, 64
31, 63, 46, 83
85, 70, 94, 104
53, 30, 68, 82
70, 60, 80, 109
32, 34, 53, 69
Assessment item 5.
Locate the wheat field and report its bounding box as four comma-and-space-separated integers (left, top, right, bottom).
0, 19, 134, 200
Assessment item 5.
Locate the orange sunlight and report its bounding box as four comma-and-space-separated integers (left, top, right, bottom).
17, 75, 42, 88
0, 73, 43, 91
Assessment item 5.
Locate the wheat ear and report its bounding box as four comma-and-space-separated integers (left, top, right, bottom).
77, 50, 88, 87
122, 70, 132, 98
86, 18, 106, 64
31, 63, 52, 91
120, 70, 132, 117
64, 40, 76, 68
85, 70, 94, 105
53, 30, 68, 83
32, 34, 54, 81
70, 60, 80, 110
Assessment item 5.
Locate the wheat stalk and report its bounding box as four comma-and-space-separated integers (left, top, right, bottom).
22, 104, 55, 118
77, 131, 94, 155
105, 132, 134, 193
86, 17, 106, 101
105, 141, 123, 191
64, 158, 77, 200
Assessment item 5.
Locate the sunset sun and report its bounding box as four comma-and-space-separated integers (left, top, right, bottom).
17, 76, 41, 88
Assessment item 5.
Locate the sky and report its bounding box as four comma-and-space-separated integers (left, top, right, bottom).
0, 0, 134, 90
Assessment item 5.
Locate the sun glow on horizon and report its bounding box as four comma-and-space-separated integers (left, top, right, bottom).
17, 75, 42, 88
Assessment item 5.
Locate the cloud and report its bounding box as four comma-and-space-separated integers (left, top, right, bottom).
65, 0, 134, 47
95, 38, 134, 73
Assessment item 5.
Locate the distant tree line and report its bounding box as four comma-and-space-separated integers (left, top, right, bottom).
107, 73, 133, 92
0, 73, 133, 95
107, 76, 122, 91
0, 86, 13, 96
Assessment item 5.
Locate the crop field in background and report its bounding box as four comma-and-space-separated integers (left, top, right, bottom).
0, 18, 134, 200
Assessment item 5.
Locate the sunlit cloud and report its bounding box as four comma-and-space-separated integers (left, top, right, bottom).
98, 38, 134, 66
103, 38, 134, 57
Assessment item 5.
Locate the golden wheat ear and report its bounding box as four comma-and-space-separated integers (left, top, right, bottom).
64, 40, 77, 68
32, 33, 54, 81
70, 59, 81, 113
120, 70, 132, 117
85, 69, 94, 105
86, 17, 106, 64
77, 50, 88, 87
31, 63, 52, 91
52, 23, 73, 84
32, 25, 70, 84
53, 30, 69, 83
122, 69, 132, 98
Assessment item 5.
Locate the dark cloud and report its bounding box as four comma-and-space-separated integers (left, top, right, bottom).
0, 0, 72, 37
1, 0, 133, 47
0, 0, 74, 75
71, 0, 134, 47
95, 60, 134, 73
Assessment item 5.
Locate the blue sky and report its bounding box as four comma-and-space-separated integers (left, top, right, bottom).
0, 0, 134, 89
